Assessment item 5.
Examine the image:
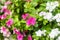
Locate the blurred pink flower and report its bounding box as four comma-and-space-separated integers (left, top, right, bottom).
3, 31, 11, 37
0, 26, 11, 37
13, 28, 20, 35
22, 13, 29, 20
0, 26, 7, 33
17, 34, 23, 40
0, 14, 7, 20
6, 18, 13, 28
13, 28, 23, 40
0, 15, 1, 19
26, 17, 36, 26
1, 5, 11, 15
28, 35, 32, 40
4, 9, 11, 15
1, 6, 7, 12
5, 1, 12, 5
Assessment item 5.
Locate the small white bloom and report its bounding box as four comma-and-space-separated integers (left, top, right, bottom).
46, 1, 59, 12
34, 39, 36, 40
54, 1, 59, 7
56, 36, 60, 40
42, 30, 46, 36
56, 18, 60, 22
53, 13, 60, 22
49, 28, 60, 38
35, 30, 46, 36
39, 12, 53, 21
4, 38, 9, 40
39, 11, 46, 16
44, 12, 53, 21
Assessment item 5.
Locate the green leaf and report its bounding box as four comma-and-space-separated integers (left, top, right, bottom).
43, 20, 48, 25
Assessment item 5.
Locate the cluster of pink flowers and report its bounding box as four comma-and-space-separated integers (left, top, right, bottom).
13, 28, 23, 40
13, 28, 32, 40
22, 13, 36, 26
0, 1, 11, 20
0, 26, 11, 37
0, 1, 33, 40
0, 1, 13, 38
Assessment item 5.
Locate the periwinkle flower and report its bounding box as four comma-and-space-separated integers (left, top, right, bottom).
6, 18, 13, 28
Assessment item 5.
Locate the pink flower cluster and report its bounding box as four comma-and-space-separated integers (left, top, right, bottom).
13, 28, 32, 40
0, 1, 11, 20
22, 13, 36, 26
13, 28, 23, 40
6, 18, 13, 28
0, 26, 11, 37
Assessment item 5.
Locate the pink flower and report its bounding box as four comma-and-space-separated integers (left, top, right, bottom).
6, 18, 13, 28
28, 35, 32, 40
22, 13, 29, 20
0, 14, 7, 20
0, 26, 10, 37
26, 17, 36, 26
1, 6, 7, 12
13, 28, 23, 40
4, 9, 11, 15
0, 26, 7, 33
3, 31, 11, 37
0, 15, 1, 19
13, 28, 20, 35
5, 1, 12, 5
1, 5, 11, 15
17, 34, 23, 40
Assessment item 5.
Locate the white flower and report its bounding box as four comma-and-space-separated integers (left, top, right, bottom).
53, 13, 60, 22
56, 36, 60, 40
39, 11, 46, 16
44, 12, 53, 21
39, 12, 53, 21
35, 30, 46, 36
49, 28, 60, 38
56, 18, 60, 22
46, 1, 59, 12
4, 38, 9, 40
54, 1, 59, 7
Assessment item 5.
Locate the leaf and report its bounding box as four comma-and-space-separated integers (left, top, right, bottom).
43, 20, 48, 25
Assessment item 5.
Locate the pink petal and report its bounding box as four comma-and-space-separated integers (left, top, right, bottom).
5, 1, 12, 5
26, 17, 36, 26
17, 34, 23, 40
1, 14, 7, 19
13, 28, 20, 35
22, 13, 29, 20
28, 35, 32, 40
1, 6, 7, 12
6, 18, 13, 28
